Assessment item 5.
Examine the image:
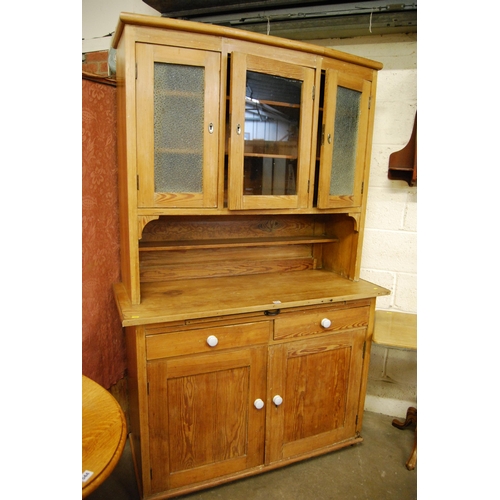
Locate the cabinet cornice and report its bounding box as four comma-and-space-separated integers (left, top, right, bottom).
112, 12, 383, 71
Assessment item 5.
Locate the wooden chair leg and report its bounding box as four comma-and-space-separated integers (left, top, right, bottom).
392, 407, 417, 470
392, 406, 417, 429
405, 426, 417, 471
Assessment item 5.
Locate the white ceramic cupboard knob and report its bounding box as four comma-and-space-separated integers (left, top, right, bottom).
273, 395, 283, 406
320, 318, 332, 328
254, 399, 265, 410
206, 335, 219, 347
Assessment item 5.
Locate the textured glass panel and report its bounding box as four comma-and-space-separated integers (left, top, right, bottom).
243, 71, 301, 196
330, 86, 361, 196
154, 62, 204, 193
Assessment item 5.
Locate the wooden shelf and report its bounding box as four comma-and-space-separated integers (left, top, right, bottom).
251, 98, 300, 109
388, 166, 414, 172
139, 235, 339, 252
244, 153, 296, 159
388, 112, 416, 186
244, 141, 297, 157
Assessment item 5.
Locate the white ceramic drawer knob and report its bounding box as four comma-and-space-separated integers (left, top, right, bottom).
320, 318, 332, 328
206, 335, 219, 347
254, 398, 265, 410
273, 395, 283, 406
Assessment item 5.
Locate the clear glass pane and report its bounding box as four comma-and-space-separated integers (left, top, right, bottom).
154, 63, 204, 193
330, 86, 361, 196
243, 71, 301, 196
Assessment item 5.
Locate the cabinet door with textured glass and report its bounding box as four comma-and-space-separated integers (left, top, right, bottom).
135, 43, 220, 208
317, 71, 371, 209
228, 52, 315, 210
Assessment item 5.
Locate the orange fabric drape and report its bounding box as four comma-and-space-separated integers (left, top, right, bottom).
82, 76, 125, 388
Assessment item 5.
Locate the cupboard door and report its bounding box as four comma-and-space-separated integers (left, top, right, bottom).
317, 71, 371, 209
228, 52, 315, 210
266, 329, 365, 464
147, 346, 267, 494
136, 43, 220, 208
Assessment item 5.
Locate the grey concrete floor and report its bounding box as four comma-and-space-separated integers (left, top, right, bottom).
87, 411, 417, 500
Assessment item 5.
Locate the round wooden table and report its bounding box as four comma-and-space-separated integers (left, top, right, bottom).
82, 375, 127, 498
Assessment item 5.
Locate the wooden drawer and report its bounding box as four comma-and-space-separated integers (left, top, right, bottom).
274, 305, 370, 340
146, 321, 271, 360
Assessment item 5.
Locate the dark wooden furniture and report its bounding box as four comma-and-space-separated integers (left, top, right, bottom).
388, 112, 417, 186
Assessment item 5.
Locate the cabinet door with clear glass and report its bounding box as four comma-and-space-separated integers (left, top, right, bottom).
136, 43, 220, 208
228, 52, 315, 210
317, 71, 371, 209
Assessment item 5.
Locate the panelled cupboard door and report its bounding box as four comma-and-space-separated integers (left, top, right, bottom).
135, 43, 220, 208
228, 52, 315, 210
147, 346, 267, 494
317, 71, 371, 209
266, 329, 365, 464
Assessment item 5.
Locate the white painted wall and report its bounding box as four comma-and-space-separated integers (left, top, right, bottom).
82, 0, 159, 53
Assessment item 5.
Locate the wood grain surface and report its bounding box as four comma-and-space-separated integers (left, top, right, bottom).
82, 376, 127, 497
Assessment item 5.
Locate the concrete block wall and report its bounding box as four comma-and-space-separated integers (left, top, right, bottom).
311, 34, 417, 417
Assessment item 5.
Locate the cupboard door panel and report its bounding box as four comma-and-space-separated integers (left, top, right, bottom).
267, 329, 365, 463
284, 347, 349, 441
167, 367, 248, 472
317, 71, 371, 209
147, 346, 266, 493
136, 43, 220, 209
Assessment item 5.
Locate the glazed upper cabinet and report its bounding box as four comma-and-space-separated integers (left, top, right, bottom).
228, 52, 314, 210
135, 43, 220, 208
126, 27, 378, 214
114, 14, 383, 306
